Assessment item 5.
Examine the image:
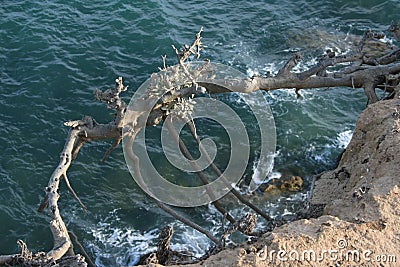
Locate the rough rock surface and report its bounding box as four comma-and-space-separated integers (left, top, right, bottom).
144, 91, 400, 267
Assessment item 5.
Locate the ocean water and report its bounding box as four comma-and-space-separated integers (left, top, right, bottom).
1, 0, 399, 266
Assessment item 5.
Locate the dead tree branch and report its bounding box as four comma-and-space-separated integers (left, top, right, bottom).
152, 197, 220, 244
277, 52, 302, 77
29, 79, 127, 266
196, 62, 400, 104
156, 226, 173, 264
172, 27, 204, 64
164, 117, 236, 224
0, 240, 87, 267
185, 120, 276, 225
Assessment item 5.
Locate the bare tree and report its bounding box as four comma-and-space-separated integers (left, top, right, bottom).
1, 23, 400, 266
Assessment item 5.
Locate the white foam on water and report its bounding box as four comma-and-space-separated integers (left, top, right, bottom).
268, 171, 282, 180
87, 209, 220, 266
291, 57, 319, 73
304, 129, 354, 165
380, 35, 393, 44
251, 155, 275, 185
336, 129, 353, 148
169, 221, 215, 258
246, 68, 259, 77
85, 191, 310, 266
88, 223, 159, 266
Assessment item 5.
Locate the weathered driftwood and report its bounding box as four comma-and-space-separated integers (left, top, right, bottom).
1, 23, 400, 266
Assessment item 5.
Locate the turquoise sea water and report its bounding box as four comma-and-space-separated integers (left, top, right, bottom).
1, 0, 399, 265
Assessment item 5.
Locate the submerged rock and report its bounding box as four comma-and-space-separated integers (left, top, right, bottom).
259, 175, 303, 193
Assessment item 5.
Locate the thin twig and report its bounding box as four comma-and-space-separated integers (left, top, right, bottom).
68, 231, 96, 267
102, 137, 122, 162
63, 173, 87, 213
38, 194, 48, 213
71, 138, 87, 161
